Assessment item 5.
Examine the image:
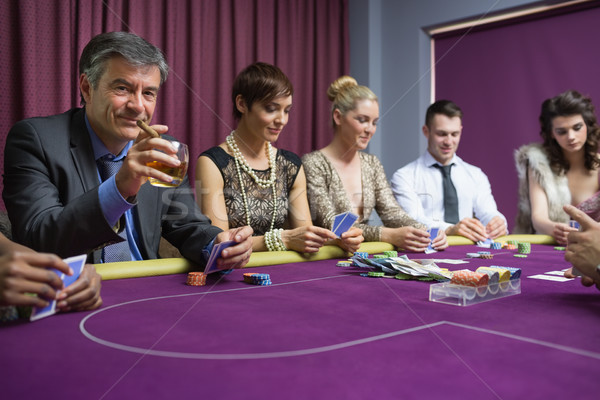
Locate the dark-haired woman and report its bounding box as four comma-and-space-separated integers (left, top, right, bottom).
515, 90, 600, 244
195, 62, 363, 253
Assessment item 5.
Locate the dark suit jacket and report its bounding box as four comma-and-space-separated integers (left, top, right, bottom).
3, 108, 222, 264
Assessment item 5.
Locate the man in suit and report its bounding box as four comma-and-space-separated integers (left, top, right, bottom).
3, 32, 252, 277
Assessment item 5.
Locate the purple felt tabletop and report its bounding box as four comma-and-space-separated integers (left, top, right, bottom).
1, 244, 599, 399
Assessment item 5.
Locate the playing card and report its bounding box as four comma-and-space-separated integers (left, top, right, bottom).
332, 212, 358, 237
204, 240, 236, 274
30, 254, 87, 322
426, 227, 439, 254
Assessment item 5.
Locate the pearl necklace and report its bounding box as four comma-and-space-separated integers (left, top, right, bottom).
226, 131, 278, 230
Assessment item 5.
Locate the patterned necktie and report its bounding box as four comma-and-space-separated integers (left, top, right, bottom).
433, 164, 459, 224
97, 156, 131, 262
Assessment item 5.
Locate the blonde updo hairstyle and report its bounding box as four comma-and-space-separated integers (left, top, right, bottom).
327, 76, 378, 127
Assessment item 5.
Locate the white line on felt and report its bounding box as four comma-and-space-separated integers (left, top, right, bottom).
444, 321, 600, 360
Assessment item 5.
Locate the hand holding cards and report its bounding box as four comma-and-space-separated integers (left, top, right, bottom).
332, 212, 359, 237
30, 254, 86, 321
426, 227, 439, 254
204, 240, 236, 274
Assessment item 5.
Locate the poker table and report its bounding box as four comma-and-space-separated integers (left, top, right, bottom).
1, 235, 599, 399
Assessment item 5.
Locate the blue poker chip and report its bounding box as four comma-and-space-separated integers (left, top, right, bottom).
478, 251, 491, 255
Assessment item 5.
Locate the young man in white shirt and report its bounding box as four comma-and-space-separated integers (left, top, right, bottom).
390, 100, 507, 242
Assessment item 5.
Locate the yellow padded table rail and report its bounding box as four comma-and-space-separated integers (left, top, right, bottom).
94, 235, 556, 280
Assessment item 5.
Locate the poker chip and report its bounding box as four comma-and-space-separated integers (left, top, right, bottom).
336, 261, 352, 267
503, 243, 517, 250
480, 254, 494, 259
514, 254, 527, 258
517, 242, 531, 254
186, 271, 207, 286
243, 273, 272, 285
383, 250, 398, 258
450, 270, 489, 287
475, 267, 500, 294
373, 254, 387, 259
466, 252, 481, 258
486, 266, 511, 282
354, 251, 369, 258
477, 251, 491, 255
367, 271, 385, 277
490, 266, 521, 280
491, 242, 502, 250
554, 246, 566, 251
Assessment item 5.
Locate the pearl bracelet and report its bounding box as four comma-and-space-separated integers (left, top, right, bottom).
265, 229, 287, 251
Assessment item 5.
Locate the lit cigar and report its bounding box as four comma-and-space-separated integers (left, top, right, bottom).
136, 120, 160, 138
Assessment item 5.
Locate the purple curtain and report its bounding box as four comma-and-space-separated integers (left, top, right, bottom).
0, 0, 349, 210
433, 3, 600, 231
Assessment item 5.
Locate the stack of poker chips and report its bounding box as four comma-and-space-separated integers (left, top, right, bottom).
243, 273, 272, 286
475, 267, 500, 285
383, 250, 398, 257
517, 242, 531, 254
367, 271, 385, 277
336, 260, 353, 267
373, 254, 387, 259
186, 272, 207, 286
490, 265, 521, 280
491, 242, 502, 250
478, 251, 493, 259
354, 251, 369, 258
450, 270, 489, 287
503, 240, 518, 250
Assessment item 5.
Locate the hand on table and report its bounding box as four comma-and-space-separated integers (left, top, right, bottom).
388, 227, 430, 252
282, 226, 337, 253
486, 216, 507, 239
446, 218, 487, 242
337, 227, 364, 254
552, 222, 578, 246
431, 229, 448, 250
215, 226, 253, 269
57, 264, 103, 311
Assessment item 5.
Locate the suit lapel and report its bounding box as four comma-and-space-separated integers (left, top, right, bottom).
69, 109, 100, 192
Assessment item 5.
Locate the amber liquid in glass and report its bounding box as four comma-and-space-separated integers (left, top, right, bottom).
147, 161, 188, 187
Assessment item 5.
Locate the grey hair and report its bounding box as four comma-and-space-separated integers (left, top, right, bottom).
79, 31, 169, 105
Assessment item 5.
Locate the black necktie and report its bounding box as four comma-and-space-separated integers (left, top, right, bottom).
97, 156, 131, 262
433, 164, 459, 224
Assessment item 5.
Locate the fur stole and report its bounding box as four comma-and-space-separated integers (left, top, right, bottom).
514, 143, 570, 233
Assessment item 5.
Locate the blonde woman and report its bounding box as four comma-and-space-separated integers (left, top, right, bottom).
302, 76, 447, 252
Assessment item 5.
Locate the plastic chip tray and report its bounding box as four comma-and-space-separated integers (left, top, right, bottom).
429, 279, 521, 306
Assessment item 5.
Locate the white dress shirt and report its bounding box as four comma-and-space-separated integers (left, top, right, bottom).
390, 151, 506, 231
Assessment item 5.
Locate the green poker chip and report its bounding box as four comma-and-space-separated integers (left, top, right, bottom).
554, 246, 566, 251
514, 254, 527, 258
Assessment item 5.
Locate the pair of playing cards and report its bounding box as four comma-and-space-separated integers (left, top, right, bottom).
425, 227, 439, 254
476, 238, 494, 248
30, 254, 87, 322
332, 212, 358, 237
204, 240, 236, 274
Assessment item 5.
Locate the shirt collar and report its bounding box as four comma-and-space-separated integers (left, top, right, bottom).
85, 113, 132, 162
424, 150, 460, 168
